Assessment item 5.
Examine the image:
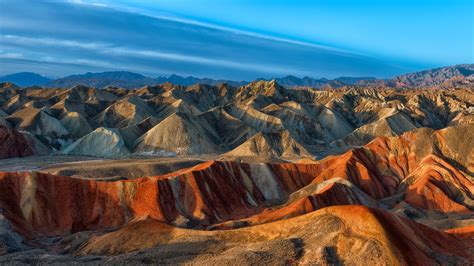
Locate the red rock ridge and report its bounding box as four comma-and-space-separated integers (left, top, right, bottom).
0, 130, 472, 238
0, 126, 33, 159
0, 161, 318, 236
445, 225, 474, 239
78, 205, 474, 264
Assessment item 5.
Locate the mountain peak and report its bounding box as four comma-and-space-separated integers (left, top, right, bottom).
1, 64, 472, 89
0, 72, 52, 87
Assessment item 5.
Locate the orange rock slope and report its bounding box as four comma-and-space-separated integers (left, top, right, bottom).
78, 205, 474, 264
1, 126, 473, 263
0, 162, 316, 236
0, 127, 472, 238
445, 225, 474, 239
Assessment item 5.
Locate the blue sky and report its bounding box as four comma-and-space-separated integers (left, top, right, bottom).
0, 0, 472, 79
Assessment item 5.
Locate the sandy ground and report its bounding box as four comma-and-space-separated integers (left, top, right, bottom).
0, 155, 207, 180
0, 154, 308, 180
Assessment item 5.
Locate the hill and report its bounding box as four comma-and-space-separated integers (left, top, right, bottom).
0, 66, 473, 263
6, 64, 473, 88
391, 64, 474, 87
0, 80, 473, 158
1, 125, 473, 263
46, 71, 157, 89
0, 72, 52, 87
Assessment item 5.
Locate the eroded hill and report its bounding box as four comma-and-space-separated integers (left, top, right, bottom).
1, 81, 473, 159
0, 81, 473, 264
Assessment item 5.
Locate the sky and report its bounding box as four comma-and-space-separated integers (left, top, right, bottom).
0, 0, 472, 79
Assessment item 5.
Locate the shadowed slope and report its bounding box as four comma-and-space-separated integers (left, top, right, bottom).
77, 206, 474, 264
0, 84, 472, 159
0, 126, 33, 159
0, 125, 473, 263
1, 126, 472, 237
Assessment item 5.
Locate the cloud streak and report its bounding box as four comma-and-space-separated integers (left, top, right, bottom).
0, 0, 414, 79
0, 52, 23, 59
73, 0, 350, 54
0, 34, 304, 75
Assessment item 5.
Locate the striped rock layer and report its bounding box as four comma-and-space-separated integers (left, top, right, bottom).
1, 129, 472, 237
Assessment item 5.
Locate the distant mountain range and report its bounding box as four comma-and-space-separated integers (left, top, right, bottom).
0, 72, 52, 87
389, 64, 474, 87
0, 64, 472, 89
47, 71, 157, 89
156, 74, 248, 87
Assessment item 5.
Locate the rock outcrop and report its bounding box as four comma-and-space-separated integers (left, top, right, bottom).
0, 82, 472, 158
62, 127, 129, 157
0, 124, 473, 263
0, 126, 33, 159
75, 206, 473, 264
0, 74, 473, 264
134, 112, 222, 155
2, 126, 473, 236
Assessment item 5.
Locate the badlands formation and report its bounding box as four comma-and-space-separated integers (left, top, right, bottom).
0, 78, 473, 264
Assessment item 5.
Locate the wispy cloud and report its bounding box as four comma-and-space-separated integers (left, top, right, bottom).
0, 0, 411, 79
1, 35, 111, 50
71, 0, 350, 54
0, 34, 307, 75
0, 52, 23, 59
65, 0, 108, 7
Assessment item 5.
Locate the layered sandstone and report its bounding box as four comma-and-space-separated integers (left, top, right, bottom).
0, 81, 473, 264
1, 127, 472, 237
0, 126, 33, 159
0, 83, 472, 158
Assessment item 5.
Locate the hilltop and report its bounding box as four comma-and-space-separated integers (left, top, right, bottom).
1, 64, 472, 89
0, 69, 473, 264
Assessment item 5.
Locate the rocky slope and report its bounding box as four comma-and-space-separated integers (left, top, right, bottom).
0, 72, 473, 263
0, 126, 33, 159
0, 80, 472, 159
1, 205, 471, 264
391, 64, 474, 87
0, 124, 473, 263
